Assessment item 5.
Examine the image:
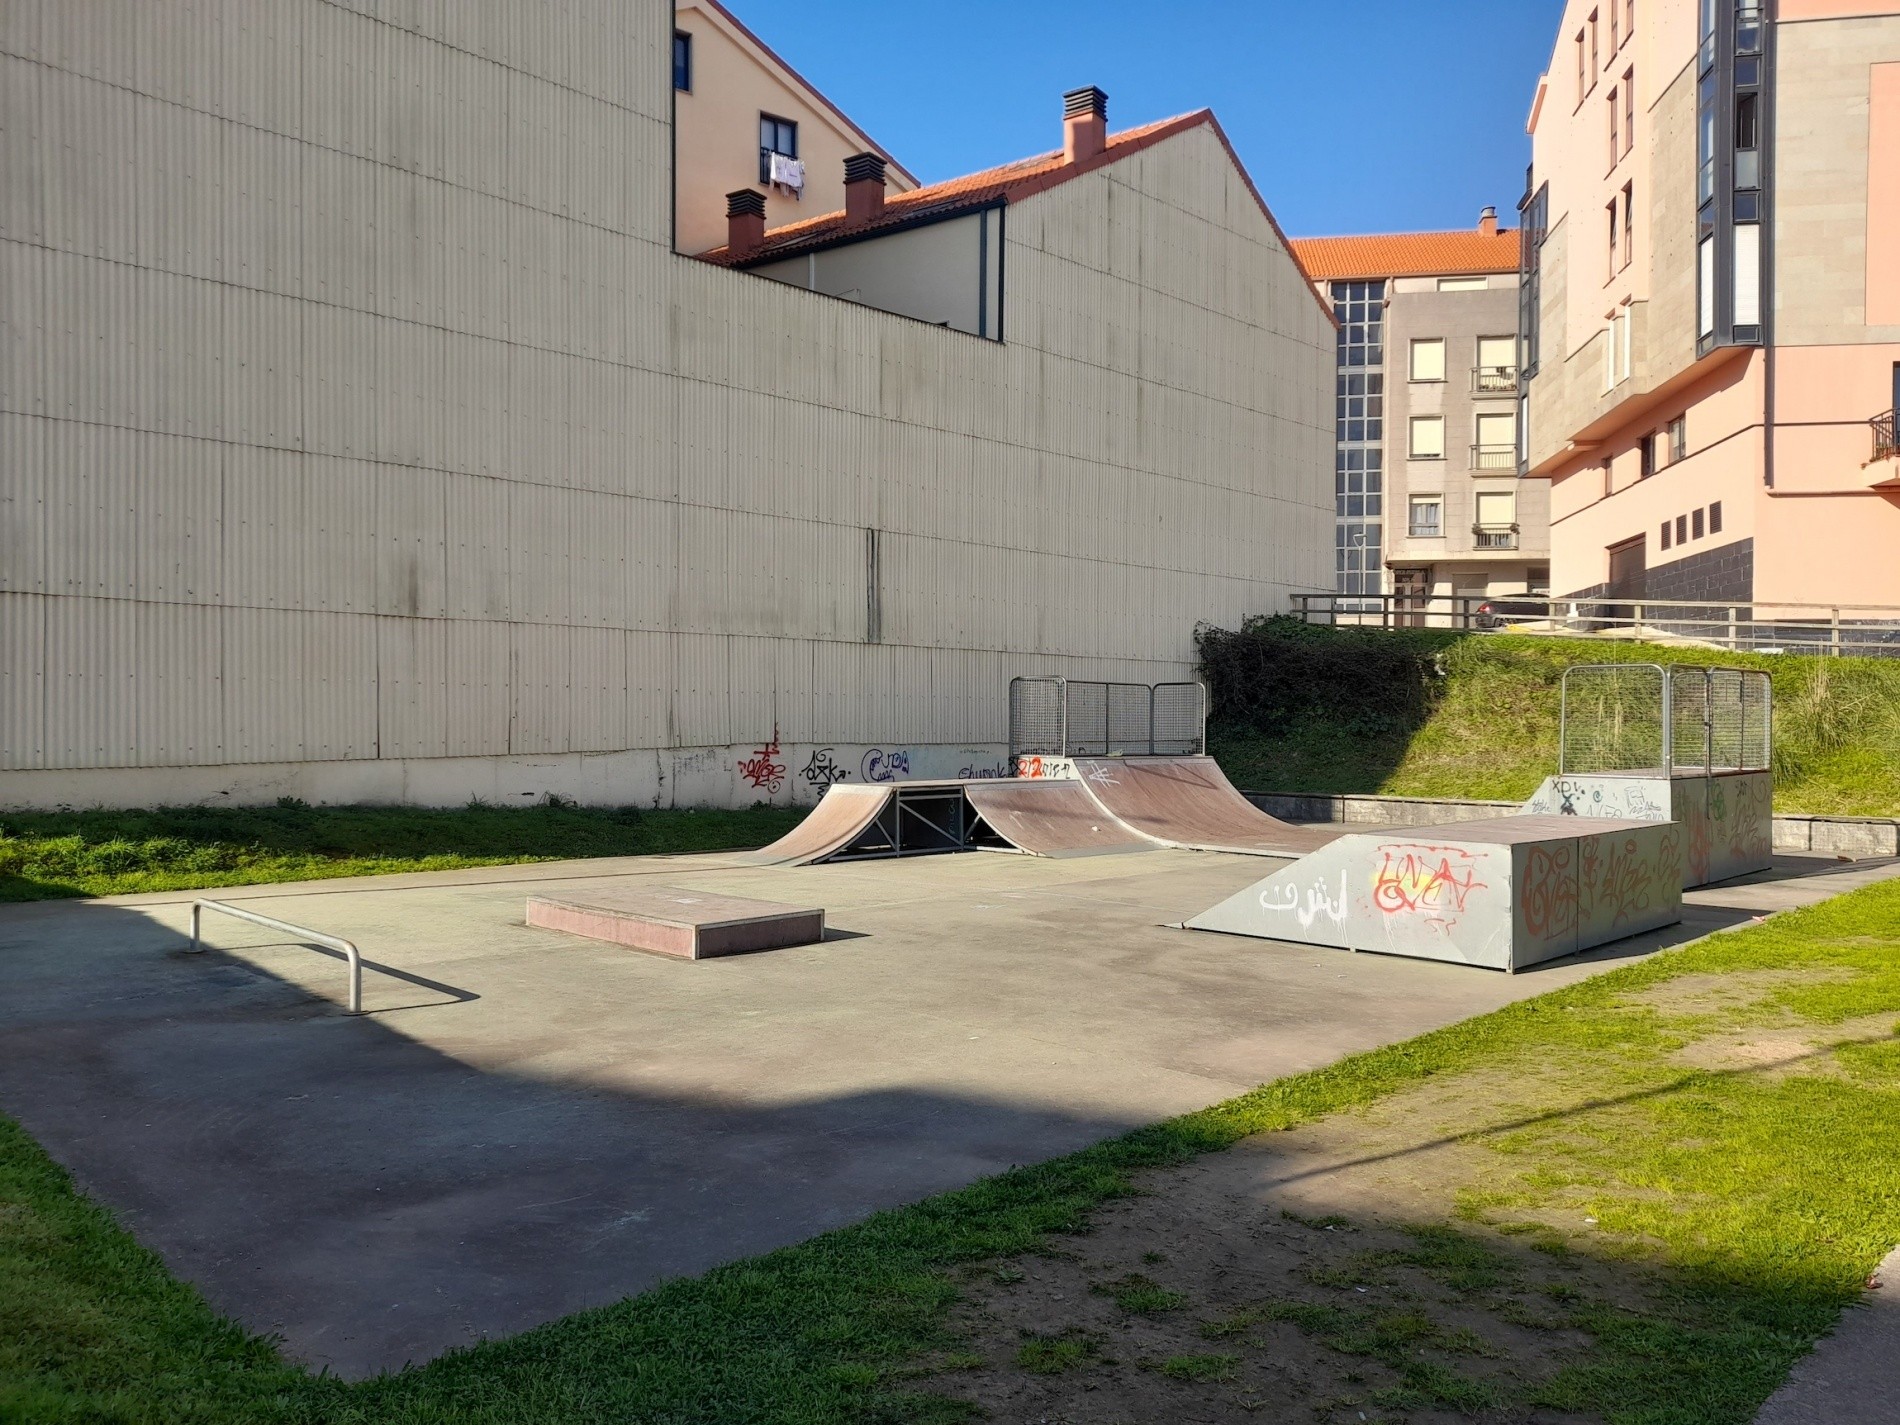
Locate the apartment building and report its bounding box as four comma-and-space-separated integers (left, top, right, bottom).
0, 3, 1332, 809
1292, 216, 1550, 611
1520, 0, 1900, 611
671, 0, 917, 255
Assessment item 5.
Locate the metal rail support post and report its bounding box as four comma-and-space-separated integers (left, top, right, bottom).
188, 899, 364, 1014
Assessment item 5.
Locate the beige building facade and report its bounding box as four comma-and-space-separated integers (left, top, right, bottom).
0, 1, 1332, 810
1522, 0, 1900, 612
670, 0, 916, 256
1292, 221, 1550, 611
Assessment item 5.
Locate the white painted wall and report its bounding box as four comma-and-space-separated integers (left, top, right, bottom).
0, 0, 1332, 809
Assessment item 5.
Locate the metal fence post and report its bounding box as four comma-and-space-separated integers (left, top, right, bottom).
1831, 608, 1841, 656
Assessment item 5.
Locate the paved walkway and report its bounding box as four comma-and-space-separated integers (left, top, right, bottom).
2, 849, 1895, 1378
1754, 1246, 1900, 1425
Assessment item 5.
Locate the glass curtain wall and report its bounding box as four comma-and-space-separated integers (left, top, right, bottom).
1332, 280, 1386, 606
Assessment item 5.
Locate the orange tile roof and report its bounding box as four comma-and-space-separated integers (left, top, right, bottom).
702, 113, 1204, 266
700, 112, 1333, 324
1288, 229, 1521, 282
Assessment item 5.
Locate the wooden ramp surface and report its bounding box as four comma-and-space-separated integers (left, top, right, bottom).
745, 785, 893, 865
963, 779, 1151, 858
1073, 756, 1344, 857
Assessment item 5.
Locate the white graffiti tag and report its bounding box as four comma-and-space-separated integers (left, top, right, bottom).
1260, 872, 1349, 930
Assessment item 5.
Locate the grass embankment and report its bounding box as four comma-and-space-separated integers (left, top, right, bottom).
0, 800, 804, 903
7, 878, 1900, 1421
1200, 616, 1900, 815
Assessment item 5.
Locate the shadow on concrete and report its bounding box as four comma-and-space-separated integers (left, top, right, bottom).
0, 897, 1134, 1380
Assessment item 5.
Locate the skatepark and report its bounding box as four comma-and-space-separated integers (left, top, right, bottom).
1, 666, 1882, 1381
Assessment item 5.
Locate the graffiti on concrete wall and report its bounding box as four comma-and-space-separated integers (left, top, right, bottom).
737, 725, 786, 794
1729, 776, 1771, 863
1014, 756, 1075, 780
1541, 777, 1665, 820
1521, 842, 1579, 943
958, 760, 1009, 779
860, 748, 911, 783
1259, 870, 1349, 931
799, 749, 850, 789
1579, 833, 1658, 928
1370, 844, 1489, 933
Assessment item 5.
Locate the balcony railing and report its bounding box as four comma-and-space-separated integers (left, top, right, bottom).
1875, 409, 1897, 462
1473, 524, 1519, 550
1471, 365, 1519, 395
1470, 444, 1518, 471
1291, 592, 1900, 656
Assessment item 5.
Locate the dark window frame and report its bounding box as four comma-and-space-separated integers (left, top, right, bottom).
1668, 414, 1687, 463
1709, 500, 1723, 534
672, 30, 692, 92
759, 113, 799, 184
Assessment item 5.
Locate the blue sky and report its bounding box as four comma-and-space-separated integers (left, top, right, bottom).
746, 1, 1563, 236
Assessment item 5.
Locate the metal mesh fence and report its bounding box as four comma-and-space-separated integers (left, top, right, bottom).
1559, 665, 1667, 774
1007, 677, 1065, 758
1561, 664, 1772, 776
1152, 683, 1206, 755
1007, 678, 1208, 760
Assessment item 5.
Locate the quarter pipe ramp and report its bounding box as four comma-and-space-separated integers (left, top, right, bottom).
1070, 756, 1344, 857
962, 780, 1152, 858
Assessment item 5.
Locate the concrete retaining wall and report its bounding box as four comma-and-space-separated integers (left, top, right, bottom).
1244, 791, 1900, 860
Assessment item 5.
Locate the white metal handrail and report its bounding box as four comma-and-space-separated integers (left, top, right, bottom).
188, 899, 363, 1014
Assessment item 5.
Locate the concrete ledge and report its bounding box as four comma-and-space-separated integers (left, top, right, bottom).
526, 887, 825, 960
1244, 792, 1900, 860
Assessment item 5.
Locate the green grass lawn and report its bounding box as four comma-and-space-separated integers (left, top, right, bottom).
1202, 619, 1900, 815
0, 800, 805, 903
6, 876, 1900, 1422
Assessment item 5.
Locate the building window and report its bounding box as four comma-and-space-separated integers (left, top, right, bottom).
1622, 71, 1635, 156
1336, 371, 1384, 443
1611, 0, 1621, 52
1608, 86, 1620, 168
1607, 200, 1620, 279
1692, 507, 1705, 540
1626, 0, 1635, 44
1709, 500, 1723, 534
1604, 311, 1631, 389
1475, 336, 1516, 392
673, 31, 692, 91
1438, 276, 1488, 292
1676, 513, 1688, 545
1475, 491, 1518, 549
1622, 185, 1635, 271
759, 114, 798, 185
1577, 30, 1587, 102
1474, 412, 1517, 469
1409, 338, 1446, 383
1409, 495, 1444, 538
1669, 414, 1687, 462
1410, 415, 1445, 459
1590, 10, 1600, 85
1640, 432, 1656, 477
1660, 519, 1672, 551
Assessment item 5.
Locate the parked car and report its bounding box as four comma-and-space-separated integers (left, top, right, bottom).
1473, 597, 1551, 630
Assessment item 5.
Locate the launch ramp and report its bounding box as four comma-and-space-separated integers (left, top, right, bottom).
1187, 815, 1683, 971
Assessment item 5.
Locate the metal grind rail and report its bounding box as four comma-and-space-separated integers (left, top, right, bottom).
188, 900, 363, 1014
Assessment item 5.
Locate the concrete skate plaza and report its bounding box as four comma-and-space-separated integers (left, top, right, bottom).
3, 846, 1892, 1378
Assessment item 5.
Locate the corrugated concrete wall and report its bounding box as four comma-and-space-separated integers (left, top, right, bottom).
0, 0, 1332, 809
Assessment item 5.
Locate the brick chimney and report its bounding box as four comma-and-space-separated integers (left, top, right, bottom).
844, 152, 887, 225
1063, 86, 1108, 165
1478, 205, 1499, 236
726, 189, 766, 258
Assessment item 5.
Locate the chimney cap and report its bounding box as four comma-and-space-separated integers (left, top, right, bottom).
843, 152, 887, 185
726, 189, 766, 219
1063, 85, 1108, 120
1478, 204, 1499, 233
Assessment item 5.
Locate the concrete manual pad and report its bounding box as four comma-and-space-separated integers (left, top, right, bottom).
1, 849, 1895, 1379
525, 886, 824, 959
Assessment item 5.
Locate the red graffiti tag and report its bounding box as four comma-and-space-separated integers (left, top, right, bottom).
1371, 845, 1490, 918
1521, 843, 1578, 942
737, 723, 786, 794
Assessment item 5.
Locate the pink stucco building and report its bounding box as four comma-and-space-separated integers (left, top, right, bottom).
1520, 0, 1900, 611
